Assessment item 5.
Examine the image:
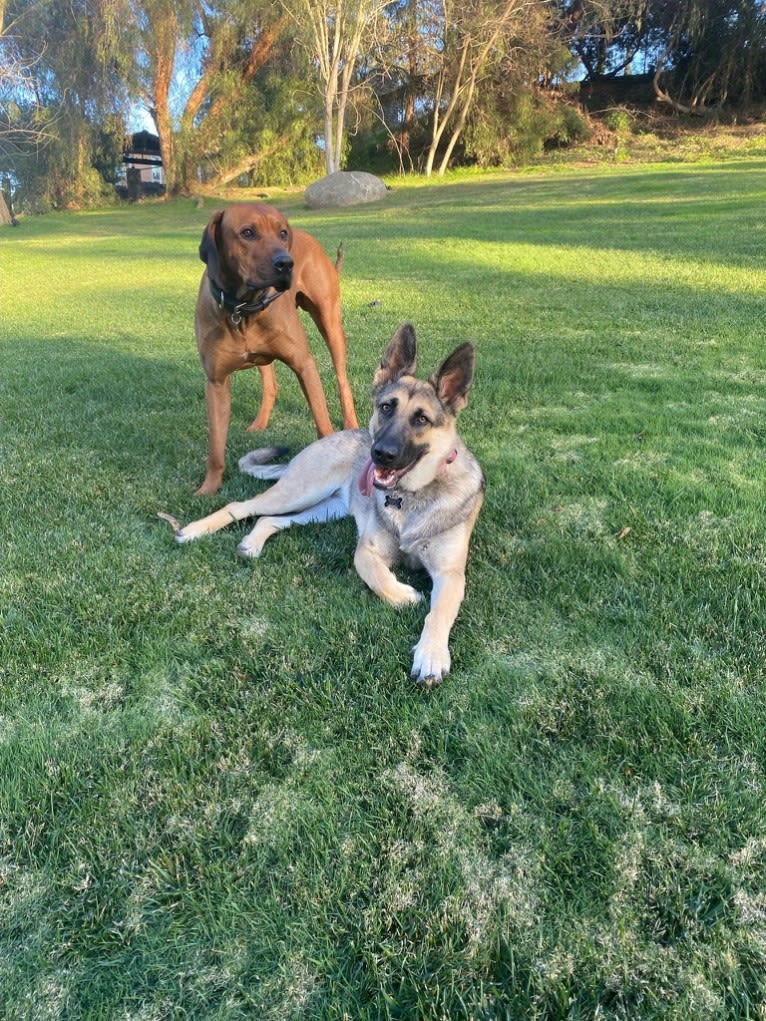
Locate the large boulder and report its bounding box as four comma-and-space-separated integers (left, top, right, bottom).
305, 171, 388, 209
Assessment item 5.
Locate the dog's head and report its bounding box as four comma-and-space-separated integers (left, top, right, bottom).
199, 203, 295, 297
366, 323, 475, 493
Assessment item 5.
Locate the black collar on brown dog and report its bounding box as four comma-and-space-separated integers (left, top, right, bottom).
208, 277, 285, 325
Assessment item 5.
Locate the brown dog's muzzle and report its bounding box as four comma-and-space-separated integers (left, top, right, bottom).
268, 250, 294, 292
242, 247, 294, 293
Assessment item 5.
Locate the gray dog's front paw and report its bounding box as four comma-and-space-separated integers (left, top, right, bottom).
410, 639, 450, 687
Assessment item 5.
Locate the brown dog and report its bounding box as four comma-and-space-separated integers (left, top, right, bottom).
195, 202, 358, 495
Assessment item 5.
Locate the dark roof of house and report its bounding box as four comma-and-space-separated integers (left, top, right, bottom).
127, 130, 161, 154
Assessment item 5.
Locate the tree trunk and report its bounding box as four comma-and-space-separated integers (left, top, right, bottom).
424, 50, 465, 178
424, 0, 530, 177
437, 77, 476, 175
653, 60, 708, 116
0, 191, 13, 225
143, 4, 179, 195
210, 142, 283, 186
324, 95, 337, 174
152, 95, 176, 194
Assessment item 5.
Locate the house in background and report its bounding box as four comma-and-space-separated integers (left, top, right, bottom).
115, 130, 165, 199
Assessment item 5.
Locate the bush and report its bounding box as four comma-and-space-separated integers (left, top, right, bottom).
605, 107, 636, 137
464, 91, 591, 167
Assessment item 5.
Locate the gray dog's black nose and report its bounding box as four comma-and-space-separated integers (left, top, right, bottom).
372, 441, 398, 466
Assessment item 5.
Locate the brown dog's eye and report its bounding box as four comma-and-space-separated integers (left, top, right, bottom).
241, 227, 257, 240
279, 229, 289, 242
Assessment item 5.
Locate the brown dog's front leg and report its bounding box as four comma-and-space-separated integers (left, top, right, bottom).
247, 364, 279, 433
307, 313, 359, 430
290, 355, 335, 438
197, 377, 232, 495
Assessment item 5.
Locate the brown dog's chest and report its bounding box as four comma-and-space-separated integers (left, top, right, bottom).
198, 306, 291, 375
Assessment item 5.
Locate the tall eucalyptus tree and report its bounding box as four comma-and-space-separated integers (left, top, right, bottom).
2, 0, 134, 207
281, 0, 390, 174
423, 0, 551, 176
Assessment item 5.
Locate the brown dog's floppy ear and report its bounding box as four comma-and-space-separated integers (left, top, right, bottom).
431, 342, 475, 414
373, 322, 417, 388
199, 210, 225, 280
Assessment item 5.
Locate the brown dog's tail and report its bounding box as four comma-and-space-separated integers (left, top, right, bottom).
335, 242, 344, 275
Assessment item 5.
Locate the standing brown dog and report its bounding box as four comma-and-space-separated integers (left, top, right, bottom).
195, 202, 358, 495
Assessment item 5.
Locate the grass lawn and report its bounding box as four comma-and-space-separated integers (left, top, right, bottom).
2, 159, 766, 1020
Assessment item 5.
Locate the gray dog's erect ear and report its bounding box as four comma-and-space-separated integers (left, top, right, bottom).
430, 342, 476, 414
373, 322, 417, 388
199, 210, 225, 278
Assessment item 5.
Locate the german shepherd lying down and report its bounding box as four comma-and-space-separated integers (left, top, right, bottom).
168, 323, 485, 685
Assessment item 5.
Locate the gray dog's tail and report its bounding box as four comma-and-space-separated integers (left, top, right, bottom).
238, 446, 290, 480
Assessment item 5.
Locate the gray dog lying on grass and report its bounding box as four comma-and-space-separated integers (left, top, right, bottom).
162, 323, 485, 686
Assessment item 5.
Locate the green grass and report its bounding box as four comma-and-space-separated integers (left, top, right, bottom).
2, 160, 766, 1019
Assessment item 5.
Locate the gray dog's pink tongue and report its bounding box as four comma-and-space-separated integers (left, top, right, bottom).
358, 458, 376, 496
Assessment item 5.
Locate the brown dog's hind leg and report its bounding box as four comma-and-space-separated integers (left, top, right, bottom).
246, 364, 279, 432
332, 351, 359, 431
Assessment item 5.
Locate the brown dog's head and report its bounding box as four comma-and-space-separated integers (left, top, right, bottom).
199, 203, 295, 297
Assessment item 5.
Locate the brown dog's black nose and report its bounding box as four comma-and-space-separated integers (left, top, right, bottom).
271, 251, 294, 292
272, 252, 294, 277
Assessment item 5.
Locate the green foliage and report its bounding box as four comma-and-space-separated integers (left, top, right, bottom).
5, 0, 766, 205
3, 0, 132, 209
350, 87, 593, 175
252, 125, 325, 187
605, 108, 635, 141
464, 89, 592, 167
180, 43, 325, 189
92, 116, 128, 183
243, 70, 325, 188
3, 160, 766, 1019
658, 0, 766, 108
14, 113, 120, 212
